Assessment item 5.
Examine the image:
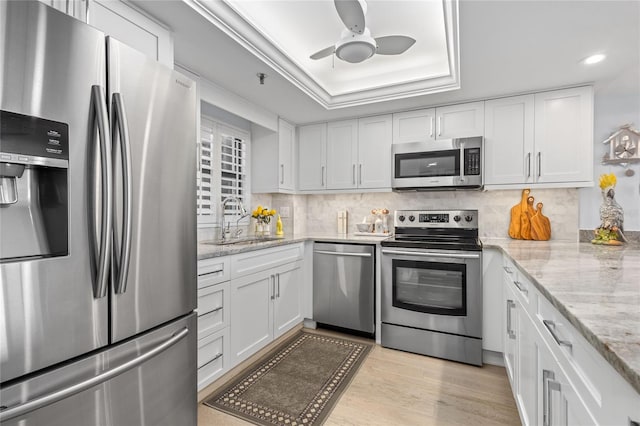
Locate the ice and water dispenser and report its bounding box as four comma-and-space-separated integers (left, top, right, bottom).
0, 110, 69, 261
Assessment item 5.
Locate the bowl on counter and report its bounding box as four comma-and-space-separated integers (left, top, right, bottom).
356, 223, 372, 232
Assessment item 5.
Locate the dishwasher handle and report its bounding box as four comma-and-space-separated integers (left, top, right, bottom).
313, 250, 372, 258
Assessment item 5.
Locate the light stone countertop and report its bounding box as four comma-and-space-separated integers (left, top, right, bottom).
197, 233, 390, 260
483, 238, 640, 395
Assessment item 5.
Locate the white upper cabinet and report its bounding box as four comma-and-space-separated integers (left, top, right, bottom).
357, 115, 392, 189
325, 116, 392, 191
87, 0, 174, 67
252, 118, 296, 193
436, 102, 485, 139
485, 86, 593, 188
297, 123, 327, 191
327, 119, 359, 190
484, 95, 535, 185
392, 102, 484, 144
278, 119, 296, 191
392, 108, 436, 144
534, 87, 593, 184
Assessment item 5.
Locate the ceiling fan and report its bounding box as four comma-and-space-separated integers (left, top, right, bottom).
310, 0, 416, 64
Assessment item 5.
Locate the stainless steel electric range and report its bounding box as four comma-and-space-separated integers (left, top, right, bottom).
380, 209, 483, 366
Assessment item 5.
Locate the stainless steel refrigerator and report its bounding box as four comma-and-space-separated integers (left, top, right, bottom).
0, 2, 197, 424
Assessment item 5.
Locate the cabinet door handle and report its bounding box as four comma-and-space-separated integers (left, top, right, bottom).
513, 280, 528, 295
280, 164, 284, 184
321, 165, 325, 186
270, 275, 275, 300
543, 319, 573, 351
352, 164, 356, 185
429, 116, 434, 137
506, 299, 516, 339
276, 274, 280, 298
437, 116, 442, 136
537, 152, 542, 178
526, 152, 531, 178
358, 164, 362, 185
543, 369, 561, 426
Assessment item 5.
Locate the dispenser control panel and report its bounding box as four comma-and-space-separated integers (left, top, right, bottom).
1, 110, 69, 166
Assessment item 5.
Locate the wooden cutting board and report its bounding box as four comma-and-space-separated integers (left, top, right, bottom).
531, 202, 551, 241
520, 195, 536, 240
509, 189, 530, 239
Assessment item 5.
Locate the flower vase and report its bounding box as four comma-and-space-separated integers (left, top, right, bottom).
255, 220, 271, 237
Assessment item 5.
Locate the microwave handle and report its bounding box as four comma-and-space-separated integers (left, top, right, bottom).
459, 140, 465, 183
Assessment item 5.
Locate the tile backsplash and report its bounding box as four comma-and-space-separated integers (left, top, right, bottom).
301, 188, 579, 241
199, 188, 580, 242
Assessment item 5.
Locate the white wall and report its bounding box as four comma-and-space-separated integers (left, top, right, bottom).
579, 64, 640, 231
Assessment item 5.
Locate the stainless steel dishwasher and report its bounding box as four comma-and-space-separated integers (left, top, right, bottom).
313, 243, 375, 334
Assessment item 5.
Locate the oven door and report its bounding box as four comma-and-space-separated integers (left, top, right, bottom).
381, 247, 482, 338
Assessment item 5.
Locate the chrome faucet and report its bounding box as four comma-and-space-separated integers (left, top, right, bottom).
219, 196, 248, 241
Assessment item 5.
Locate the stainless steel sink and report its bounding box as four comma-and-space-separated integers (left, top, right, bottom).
203, 236, 283, 246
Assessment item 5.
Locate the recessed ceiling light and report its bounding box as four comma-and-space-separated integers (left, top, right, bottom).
583, 54, 606, 65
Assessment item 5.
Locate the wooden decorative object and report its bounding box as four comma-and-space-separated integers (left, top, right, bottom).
531, 202, 551, 241
509, 189, 530, 239
509, 190, 551, 241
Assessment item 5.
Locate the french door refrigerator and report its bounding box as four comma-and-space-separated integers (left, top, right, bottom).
0, 2, 197, 425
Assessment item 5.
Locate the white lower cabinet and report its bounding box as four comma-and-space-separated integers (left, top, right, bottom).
196, 256, 231, 391
197, 327, 229, 390
498, 254, 640, 425
230, 260, 303, 365
196, 243, 305, 391
230, 271, 274, 365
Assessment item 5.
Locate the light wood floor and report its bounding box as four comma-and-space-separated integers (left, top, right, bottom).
198, 328, 520, 426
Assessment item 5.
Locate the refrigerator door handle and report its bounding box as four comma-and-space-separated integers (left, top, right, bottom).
111, 92, 133, 294
90, 85, 113, 299
0, 327, 189, 423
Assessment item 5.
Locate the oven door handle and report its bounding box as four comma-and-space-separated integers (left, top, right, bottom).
381, 249, 480, 259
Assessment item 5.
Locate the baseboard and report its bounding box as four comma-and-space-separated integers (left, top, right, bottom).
197, 322, 304, 403
483, 349, 505, 367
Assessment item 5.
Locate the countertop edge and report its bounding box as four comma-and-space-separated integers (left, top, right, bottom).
197, 234, 389, 260
483, 241, 640, 395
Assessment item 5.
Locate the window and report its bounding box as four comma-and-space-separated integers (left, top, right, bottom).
197, 117, 250, 225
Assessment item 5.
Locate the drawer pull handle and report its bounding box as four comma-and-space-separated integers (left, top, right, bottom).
503, 266, 514, 274
543, 319, 572, 351
506, 300, 516, 340
513, 280, 528, 294
543, 369, 562, 426
629, 420, 639, 426
211, 352, 223, 362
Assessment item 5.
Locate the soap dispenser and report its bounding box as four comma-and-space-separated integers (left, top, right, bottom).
276, 215, 284, 236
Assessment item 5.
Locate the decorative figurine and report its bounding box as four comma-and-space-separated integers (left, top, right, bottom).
592, 173, 626, 245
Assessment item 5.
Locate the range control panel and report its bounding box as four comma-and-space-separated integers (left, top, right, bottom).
394, 209, 478, 229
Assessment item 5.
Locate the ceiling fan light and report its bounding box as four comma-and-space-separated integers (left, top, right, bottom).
336, 41, 375, 63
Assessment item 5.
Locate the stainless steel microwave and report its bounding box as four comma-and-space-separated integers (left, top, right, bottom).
391, 137, 483, 191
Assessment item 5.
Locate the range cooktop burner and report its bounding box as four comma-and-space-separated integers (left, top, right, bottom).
381, 209, 482, 251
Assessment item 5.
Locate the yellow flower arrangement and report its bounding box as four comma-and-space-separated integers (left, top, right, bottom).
599, 173, 617, 190
251, 205, 277, 223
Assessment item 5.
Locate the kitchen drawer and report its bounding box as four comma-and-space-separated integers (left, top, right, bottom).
197, 327, 229, 390
197, 256, 230, 287
502, 257, 531, 308
197, 282, 229, 339
231, 242, 303, 278
535, 293, 604, 415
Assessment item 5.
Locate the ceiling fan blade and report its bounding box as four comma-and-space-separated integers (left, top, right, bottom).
334, 0, 366, 34
310, 45, 336, 60
375, 35, 416, 55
